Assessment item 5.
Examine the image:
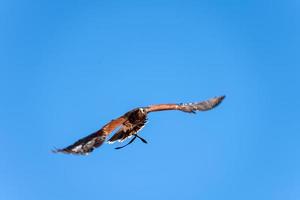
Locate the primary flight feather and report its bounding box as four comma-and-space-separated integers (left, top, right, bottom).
53, 95, 225, 155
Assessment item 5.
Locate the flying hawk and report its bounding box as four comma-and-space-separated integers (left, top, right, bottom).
53, 95, 225, 155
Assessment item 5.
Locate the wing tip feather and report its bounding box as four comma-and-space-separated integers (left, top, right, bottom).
214, 95, 226, 106
219, 95, 226, 101
204, 95, 225, 110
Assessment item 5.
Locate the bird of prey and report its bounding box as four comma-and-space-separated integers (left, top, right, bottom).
53, 95, 225, 155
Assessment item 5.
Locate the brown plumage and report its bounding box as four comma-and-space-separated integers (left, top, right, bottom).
53, 95, 225, 155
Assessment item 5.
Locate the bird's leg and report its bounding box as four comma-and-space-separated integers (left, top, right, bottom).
115, 135, 137, 150
135, 134, 148, 144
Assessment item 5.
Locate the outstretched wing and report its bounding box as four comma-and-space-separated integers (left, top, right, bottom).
53, 117, 127, 155
107, 117, 147, 144
145, 96, 225, 113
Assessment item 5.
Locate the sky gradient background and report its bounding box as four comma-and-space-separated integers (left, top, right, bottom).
0, 0, 299, 200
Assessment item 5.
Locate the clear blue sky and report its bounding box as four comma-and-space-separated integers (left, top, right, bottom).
0, 0, 299, 200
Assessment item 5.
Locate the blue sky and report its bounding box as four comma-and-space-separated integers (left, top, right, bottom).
0, 0, 299, 200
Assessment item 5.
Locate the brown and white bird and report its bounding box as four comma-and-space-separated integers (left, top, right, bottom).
53, 95, 225, 155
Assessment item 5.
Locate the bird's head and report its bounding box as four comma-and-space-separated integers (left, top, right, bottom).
139, 108, 147, 114
135, 108, 146, 118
